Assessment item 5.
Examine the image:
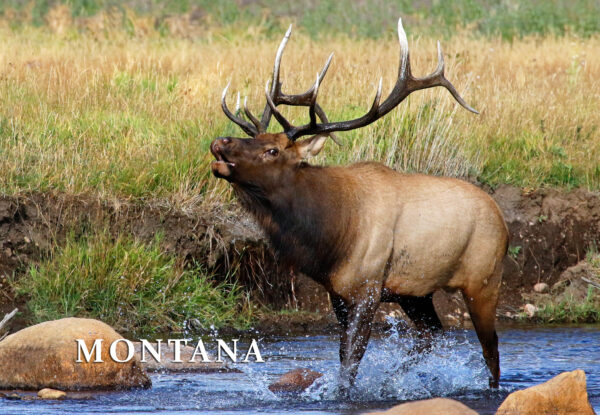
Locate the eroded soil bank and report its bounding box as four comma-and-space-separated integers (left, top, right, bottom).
1, 184, 599, 331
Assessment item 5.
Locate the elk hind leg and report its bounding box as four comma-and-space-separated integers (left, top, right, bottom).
462, 267, 501, 388
396, 293, 443, 333
396, 294, 443, 356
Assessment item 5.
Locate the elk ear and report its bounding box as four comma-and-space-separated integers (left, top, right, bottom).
295, 134, 329, 159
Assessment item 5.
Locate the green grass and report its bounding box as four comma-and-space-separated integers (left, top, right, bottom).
11, 231, 253, 334
535, 286, 600, 324
529, 249, 600, 324
3, 0, 600, 39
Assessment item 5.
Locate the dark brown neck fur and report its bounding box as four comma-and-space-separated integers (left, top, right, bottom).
233, 164, 357, 284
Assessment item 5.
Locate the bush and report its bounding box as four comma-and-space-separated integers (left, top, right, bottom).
13, 231, 253, 334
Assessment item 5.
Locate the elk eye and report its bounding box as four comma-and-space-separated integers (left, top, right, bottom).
266, 148, 279, 157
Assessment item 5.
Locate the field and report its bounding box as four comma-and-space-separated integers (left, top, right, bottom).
0, 0, 599, 332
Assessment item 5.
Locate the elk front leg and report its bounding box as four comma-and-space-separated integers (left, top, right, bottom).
337, 287, 381, 390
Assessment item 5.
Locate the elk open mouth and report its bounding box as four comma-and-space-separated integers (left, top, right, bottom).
210, 141, 236, 179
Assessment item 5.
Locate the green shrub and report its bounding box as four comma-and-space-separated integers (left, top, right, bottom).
13, 231, 253, 334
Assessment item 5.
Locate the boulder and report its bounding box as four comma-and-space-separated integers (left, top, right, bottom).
38, 388, 67, 400
0, 317, 151, 390
496, 369, 596, 415
268, 368, 323, 393
369, 398, 478, 414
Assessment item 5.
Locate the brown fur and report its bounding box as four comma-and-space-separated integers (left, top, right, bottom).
211, 133, 508, 389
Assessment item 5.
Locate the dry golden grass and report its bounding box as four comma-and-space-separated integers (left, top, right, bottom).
0, 21, 599, 206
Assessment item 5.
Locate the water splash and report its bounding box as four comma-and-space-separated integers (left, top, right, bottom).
303, 321, 489, 402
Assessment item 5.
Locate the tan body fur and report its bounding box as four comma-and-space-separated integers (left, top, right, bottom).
327, 163, 507, 303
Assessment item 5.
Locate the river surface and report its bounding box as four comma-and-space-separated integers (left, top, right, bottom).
1, 325, 599, 414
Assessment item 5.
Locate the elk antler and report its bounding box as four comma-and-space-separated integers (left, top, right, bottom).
222, 18, 478, 141
221, 25, 339, 142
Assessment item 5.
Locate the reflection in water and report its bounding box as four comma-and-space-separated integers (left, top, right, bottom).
1, 326, 599, 414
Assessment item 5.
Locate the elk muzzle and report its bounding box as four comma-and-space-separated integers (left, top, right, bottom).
210, 137, 236, 179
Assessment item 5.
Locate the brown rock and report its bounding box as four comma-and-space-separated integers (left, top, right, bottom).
268, 368, 323, 393
369, 398, 478, 414
37, 388, 67, 400
496, 369, 596, 415
0, 317, 151, 390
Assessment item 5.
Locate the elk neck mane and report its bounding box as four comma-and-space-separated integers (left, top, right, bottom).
233, 163, 358, 283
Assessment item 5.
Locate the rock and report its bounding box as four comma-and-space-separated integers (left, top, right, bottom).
553, 261, 597, 301
133, 342, 239, 373
0, 317, 151, 390
38, 388, 67, 400
533, 282, 549, 293
496, 369, 596, 415
523, 303, 538, 317
369, 398, 478, 414
268, 368, 323, 393
5, 393, 22, 400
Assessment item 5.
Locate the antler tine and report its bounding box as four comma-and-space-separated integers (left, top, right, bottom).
260, 25, 336, 130
244, 96, 264, 133
308, 72, 321, 127
260, 24, 292, 128
386, 19, 478, 114
221, 82, 259, 137
265, 80, 293, 132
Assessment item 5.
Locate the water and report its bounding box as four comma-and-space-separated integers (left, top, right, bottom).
2, 326, 599, 414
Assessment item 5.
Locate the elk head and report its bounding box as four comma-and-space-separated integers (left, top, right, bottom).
210, 18, 477, 188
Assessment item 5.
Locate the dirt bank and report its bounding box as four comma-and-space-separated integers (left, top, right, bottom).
1, 185, 599, 331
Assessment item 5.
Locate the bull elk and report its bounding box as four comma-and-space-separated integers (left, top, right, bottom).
210, 19, 508, 390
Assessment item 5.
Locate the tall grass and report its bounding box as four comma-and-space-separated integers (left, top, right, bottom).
2, 0, 600, 39
0, 18, 599, 203
12, 231, 253, 333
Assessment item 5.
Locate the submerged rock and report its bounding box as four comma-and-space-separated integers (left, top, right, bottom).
37, 388, 67, 400
268, 368, 323, 393
133, 342, 239, 373
0, 317, 151, 390
496, 369, 596, 415
370, 398, 478, 414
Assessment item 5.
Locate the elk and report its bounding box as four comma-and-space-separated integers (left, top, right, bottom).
210, 19, 508, 390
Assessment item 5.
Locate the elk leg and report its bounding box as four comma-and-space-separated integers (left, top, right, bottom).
462, 291, 500, 388
396, 293, 443, 333
330, 294, 349, 363
338, 292, 380, 389
395, 294, 442, 356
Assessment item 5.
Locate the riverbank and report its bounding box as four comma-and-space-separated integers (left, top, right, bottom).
1, 184, 598, 335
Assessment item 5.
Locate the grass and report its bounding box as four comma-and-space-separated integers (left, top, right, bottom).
530, 249, 600, 324
11, 230, 253, 334
534, 286, 600, 324
2, 0, 600, 40
1, 2, 600, 330
0, 13, 599, 205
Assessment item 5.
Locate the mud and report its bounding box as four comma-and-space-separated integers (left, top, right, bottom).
1, 185, 599, 331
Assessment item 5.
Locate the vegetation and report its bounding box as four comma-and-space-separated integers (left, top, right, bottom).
530, 250, 600, 324
0, 3, 598, 204
11, 231, 253, 334
1, 1, 599, 330
2, 0, 600, 39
